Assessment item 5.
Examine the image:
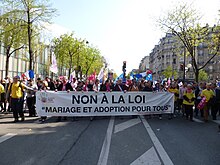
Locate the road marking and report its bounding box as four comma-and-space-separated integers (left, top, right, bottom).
0, 133, 17, 144
97, 117, 115, 165
130, 146, 161, 165
140, 116, 174, 165
114, 118, 141, 134
212, 120, 220, 125
193, 118, 204, 123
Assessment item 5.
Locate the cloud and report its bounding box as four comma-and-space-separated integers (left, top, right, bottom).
42, 23, 72, 43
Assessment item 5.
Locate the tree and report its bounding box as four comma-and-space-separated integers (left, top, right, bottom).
32, 37, 47, 71
198, 69, 208, 82
1, 0, 57, 71
81, 45, 104, 77
162, 66, 178, 79
0, 11, 27, 77
53, 33, 105, 79
157, 3, 220, 82
53, 33, 84, 77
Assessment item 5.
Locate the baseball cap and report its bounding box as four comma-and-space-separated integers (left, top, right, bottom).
13, 75, 20, 79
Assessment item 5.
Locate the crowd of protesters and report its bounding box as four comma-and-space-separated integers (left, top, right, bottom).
0, 75, 220, 125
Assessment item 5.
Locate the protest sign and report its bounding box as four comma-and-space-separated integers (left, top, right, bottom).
36, 91, 174, 116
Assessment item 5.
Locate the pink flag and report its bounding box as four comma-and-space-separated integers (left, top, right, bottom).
88, 72, 96, 81
50, 53, 58, 74
167, 77, 171, 86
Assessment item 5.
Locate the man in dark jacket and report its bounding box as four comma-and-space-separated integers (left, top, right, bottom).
211, 83, 219, 120
113, 79, 124, 92
215, 84, 220, 116
143, 81, 153, 92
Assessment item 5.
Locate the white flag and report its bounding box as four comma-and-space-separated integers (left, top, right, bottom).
22, 70, 30, 80
97, 67, 104, 80
50, 53, 58, 74
140, 72, 146, 77
69, 71, 76, 81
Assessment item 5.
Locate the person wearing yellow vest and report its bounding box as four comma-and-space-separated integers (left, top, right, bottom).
6, 76, 35, 123
201, 83, 215, 122
168, 83, 179, 118
183, 84, 195, 121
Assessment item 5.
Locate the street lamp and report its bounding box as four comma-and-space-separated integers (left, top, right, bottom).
122, 61, 126, 82
183, 46, 186, 82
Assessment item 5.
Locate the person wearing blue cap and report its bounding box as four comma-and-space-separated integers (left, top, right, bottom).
6, 75, 35, 122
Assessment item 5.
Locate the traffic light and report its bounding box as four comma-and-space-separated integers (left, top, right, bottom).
122, 61, 126, 71
122, 61, 127, 81
180, 64, 184, 71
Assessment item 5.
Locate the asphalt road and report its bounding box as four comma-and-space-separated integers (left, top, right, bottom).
0, 113, 220, 165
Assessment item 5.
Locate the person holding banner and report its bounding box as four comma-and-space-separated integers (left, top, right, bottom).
128, 79, 139, 92
56, 76, 71, 122
26, 79, 38, 117
87, 80, 94, 92
128, 79, 139, 118
138, 79, 145, 91
100, 80, 111, 92
44, 77, 55, 91
38, 80, 49, 123
36, 78, 43, 90
168, 82, 179, 118
76, 80, 84, 91
143, 81, 153, 92
158, 84, 167, 120
113, 79, 126, 92
6, 76, 35, 123
93, 79, 100, 92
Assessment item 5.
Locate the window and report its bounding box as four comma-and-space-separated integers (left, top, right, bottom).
198, 50, 203, 56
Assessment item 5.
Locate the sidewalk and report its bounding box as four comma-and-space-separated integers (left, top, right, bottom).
0, 111, 31, 119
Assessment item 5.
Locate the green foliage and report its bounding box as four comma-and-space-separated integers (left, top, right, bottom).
0, 9, 28, 77
198, 69, 208, 81
1, 0, 57, 70
53, 33, 81, 69
0, 9, 27, 53
113, 73, 118, 80
53, 33, 105, 78
162, 66, 178, 79
157, 3, 220, 82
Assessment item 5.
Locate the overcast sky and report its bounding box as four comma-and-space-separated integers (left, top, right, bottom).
48, 0, 220, 75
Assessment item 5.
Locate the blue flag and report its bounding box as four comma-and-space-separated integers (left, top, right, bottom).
114, 73, 124, 83
29, 70, 35, 79
146, 74, 152, 81
130, 72, 134, 80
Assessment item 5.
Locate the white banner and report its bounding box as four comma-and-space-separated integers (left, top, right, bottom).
36, 91, 174, 117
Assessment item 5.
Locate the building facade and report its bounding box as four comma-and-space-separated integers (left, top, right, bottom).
0, 42, 51, 79
139, 56, 149, 72
148, 33, 220, 81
